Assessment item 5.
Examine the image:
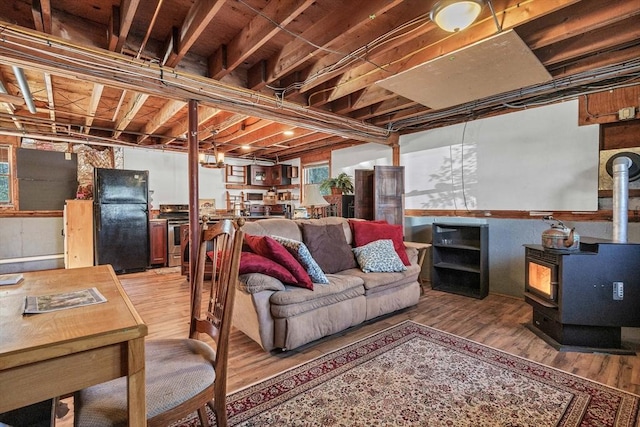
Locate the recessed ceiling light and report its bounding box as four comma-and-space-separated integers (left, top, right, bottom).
283, 130, 294, 136
241, 145, 250, 150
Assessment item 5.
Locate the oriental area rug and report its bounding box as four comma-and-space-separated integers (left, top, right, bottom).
173, 321, 640, 426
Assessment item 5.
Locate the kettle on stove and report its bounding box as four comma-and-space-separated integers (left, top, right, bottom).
541, 216, 580, 250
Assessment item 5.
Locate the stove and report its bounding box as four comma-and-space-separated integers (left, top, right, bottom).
158, 204, 190, 220
158, 204, 189, 267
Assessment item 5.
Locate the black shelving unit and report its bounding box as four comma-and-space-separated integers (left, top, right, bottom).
431, 223, 488, 299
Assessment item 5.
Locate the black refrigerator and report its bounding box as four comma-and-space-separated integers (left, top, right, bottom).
94, 168, 149, 273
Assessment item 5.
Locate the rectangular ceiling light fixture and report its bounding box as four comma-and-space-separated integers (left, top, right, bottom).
376, 29, 552, 110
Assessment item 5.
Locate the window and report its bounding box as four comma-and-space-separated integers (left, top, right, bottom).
303, 162, 329, 190
0, 145, 11, 205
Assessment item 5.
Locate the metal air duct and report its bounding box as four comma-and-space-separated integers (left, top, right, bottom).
606, 153, 640, 243
12, 66, 37, 114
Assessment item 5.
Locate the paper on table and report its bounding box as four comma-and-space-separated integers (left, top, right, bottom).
24, 287, 107, 314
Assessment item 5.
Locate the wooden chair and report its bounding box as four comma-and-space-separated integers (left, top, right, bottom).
73, 218, 245, 427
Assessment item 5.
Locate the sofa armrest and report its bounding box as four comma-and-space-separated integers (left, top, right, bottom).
239, 273, 287, 294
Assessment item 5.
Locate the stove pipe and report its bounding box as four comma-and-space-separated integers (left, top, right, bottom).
612, 156, 631, 243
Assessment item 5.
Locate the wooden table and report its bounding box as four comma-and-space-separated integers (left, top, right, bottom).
0, 265, 148, 426
404, 241, 432, 293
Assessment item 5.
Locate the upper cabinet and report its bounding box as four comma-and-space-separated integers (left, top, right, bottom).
247, 165, 269, 186
246, 164, 294, 187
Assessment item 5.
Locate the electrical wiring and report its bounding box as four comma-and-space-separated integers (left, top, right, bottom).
0, 24, 392, 144
264, 12, 432, 100
389, 59, 640, 132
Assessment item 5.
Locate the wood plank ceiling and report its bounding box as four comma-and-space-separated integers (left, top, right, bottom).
0, 0, 638, 162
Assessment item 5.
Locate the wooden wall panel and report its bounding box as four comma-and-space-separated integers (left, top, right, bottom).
579, 86, 640, 125
601, 120, 640, 150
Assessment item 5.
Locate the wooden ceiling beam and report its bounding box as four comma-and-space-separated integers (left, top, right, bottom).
84, 83, 104, 134
227, 127, 316, 155
163, 0, 226, 68
217, 121, 287, 149
371, 104, 434, 126
350, 98, 418, 121
43, 72, 55, 133
329, 89, 365, 114
350, 86, 399, 110
112, 92, 148, 139
0, 93, 25, 106
137, 100, 186, 143
518, 0, 640, 49
209, 0, 315, 79
163, 105, 220, 145
108, 6, 121, 51
31, 0, 52, 33
549, 44, 640, 78
235, 129, 327, 156
107, 0, 140, 53
248, 128, 314, 149
306, 76, 343, 107
295, 0, 433, 95
534, 16, 640, 67
263, 136, 354, 159
0, 24, 394, 145
248, 0, 405, 90
323, 0, 580, 103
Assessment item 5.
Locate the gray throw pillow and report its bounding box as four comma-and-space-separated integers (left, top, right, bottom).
301, 223, 357, 274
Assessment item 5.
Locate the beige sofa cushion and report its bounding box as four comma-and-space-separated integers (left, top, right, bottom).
239, 273, 286, 293
270, 274, 364, 318
242, 218, 303, 241
337, 264, 420, 294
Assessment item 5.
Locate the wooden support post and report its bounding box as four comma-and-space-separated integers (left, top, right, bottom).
390, 133, 400, 166
188, 99, 199, 291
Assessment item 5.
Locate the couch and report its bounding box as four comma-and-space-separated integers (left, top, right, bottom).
232, 216, 421, 351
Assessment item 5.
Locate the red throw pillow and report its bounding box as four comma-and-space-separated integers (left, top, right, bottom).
349, 220, 411, 266
239, 252, 299, 285
244, 234, 313, 290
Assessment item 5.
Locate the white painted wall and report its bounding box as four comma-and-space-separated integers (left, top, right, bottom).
123, 147, 226, 208
328, 99, 638, 298
330, 143, 392, 177
123, 148, 301, 209
400, 100, 599, 211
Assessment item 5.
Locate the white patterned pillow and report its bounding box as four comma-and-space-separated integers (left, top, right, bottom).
352, 239, 407, 273
270, 235, 329, 284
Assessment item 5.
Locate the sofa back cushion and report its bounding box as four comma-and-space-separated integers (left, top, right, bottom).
300, 223, 358, 274
242, 218, 303, 241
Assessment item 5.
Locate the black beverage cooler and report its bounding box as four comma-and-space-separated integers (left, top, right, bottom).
524, 238, 640, 354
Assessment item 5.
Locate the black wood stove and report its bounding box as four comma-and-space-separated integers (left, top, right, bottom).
524, 238, 640, 354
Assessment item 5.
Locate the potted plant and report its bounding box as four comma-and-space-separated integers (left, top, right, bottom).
320, 172, 354, 195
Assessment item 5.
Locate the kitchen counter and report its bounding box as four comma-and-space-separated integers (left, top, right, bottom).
204, 215, 286, 223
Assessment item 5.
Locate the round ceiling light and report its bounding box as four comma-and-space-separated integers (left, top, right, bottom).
430, 0, 484, 32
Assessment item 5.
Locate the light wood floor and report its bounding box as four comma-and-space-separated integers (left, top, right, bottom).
58, 266, 640, 425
